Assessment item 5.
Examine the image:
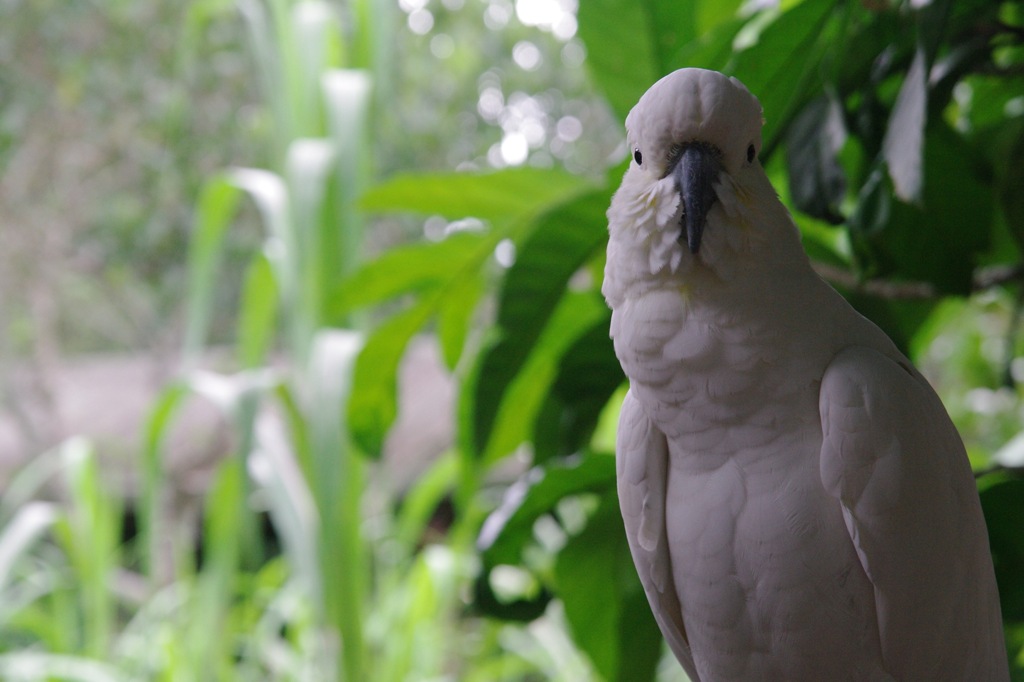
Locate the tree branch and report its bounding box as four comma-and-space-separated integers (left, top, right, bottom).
974, 463, 1024, 480
812, 262, 935, 299
811, 262, 1024, 300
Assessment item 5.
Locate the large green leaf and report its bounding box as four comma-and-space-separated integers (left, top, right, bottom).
534, 318, 623, 462
576, 0, 683, 122
577, 0, 743, 122
477, 455, 616, 567
849, 121, 994, 294
237, 252, 280, 369
554, 494, 662, 682
463, 186, 614, 459
347, 297, 435, 457
360, 167, 592, 223
980, 480, 1024, 623
436, 268, 484, 370
473, 455, 617, 624
882, 46, 928, 203
992, 118, 1024, 256
329, 231, 489, 316
478, 292, 609, 464
785, 93, 847, 224
183, 174, 242, 366
729, 0, 840, 157
345, 169, 597, 455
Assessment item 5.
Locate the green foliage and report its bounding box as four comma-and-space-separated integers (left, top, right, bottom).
4, 0, 1024, 679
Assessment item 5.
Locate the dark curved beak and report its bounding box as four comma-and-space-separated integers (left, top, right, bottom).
670, 142, 722, 254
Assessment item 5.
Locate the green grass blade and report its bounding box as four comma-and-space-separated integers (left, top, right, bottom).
237, 251, 280, 369
250, 413, 320, 599
55, 438, 121, 658
0, 501, 58, 594
306, 329, 366, 681
183, 174, 242, 369
0, 652, 126, 682
322, 69, 372, 289
292, 1, 344, 135
139, 383, 189, 581
188, 456, 245, 678
286, 137, 336, 336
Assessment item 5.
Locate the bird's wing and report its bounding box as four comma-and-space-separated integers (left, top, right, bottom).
819, 345, 1007, 681
617, 390, 699, 681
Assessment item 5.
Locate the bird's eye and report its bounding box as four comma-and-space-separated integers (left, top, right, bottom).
633, 149, 643, 165
746, 144, 756, 163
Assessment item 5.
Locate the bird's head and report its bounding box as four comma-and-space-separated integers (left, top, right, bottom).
626, 68, 763, 255
607, 69, 790, 288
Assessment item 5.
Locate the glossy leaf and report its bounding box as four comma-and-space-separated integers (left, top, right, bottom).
851, 122, 994, 294
237, 252, 280, 369
329, 231, 489, 316
183, 175, 242, 367
729, 0, 840, 157
534, 318, 622, 462
477, 455, 616, 567
785, 93, 848, 224
980, 480, 1024, 622
465, 186, 614, 459
480, 292, 609, 463
436, 268, 484, 370
882, 46, 927, 203
554, 494, 662, 682
347, 297, 434, 457
577, 0, 743, 121
576, 0, 681, 121
361, 167, 593, 222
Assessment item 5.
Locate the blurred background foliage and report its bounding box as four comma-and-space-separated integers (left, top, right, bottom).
2, 0, 1024, 679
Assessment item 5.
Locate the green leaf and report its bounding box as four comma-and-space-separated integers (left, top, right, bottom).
339, 232, 496, 452
237, 252, 279, 369
322, 69, 373, 283
139, 383, 190, 577
231, 167, 299, 317
479, 292, 608, 463
183, 174, 242, 366
436, 269, 484, 370
347, 297, 436, 457
534, 318, 623, 462
577, 0, 743, 121
329, 231, 488, 316
477, 455, 616, 567
360, 167, 593, 223
785, 93, 847, 224
190, 456, 245, 674
729, 0, 840, 157
554, 494, 662, 682
56, 438, 120, 658
474, 457, 617, 627
669, 16, 748, 75
993, 118, 1024, 255
394, 451, 460, 552
576, 0, 676, 122
980, 480, 1024, 622
465, 186, 613, 459
850, 121, 994, 294
882, 46, 928, 202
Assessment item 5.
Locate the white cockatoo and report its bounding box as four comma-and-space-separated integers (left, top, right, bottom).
603, 68, 1008, 681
